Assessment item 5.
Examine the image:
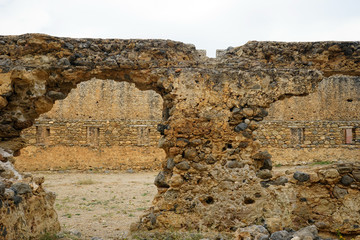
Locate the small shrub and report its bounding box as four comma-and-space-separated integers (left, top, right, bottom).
76, 179, 96, 185
39, 232, 57, 240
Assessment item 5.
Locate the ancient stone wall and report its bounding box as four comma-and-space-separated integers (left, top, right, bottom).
15, 119, 164, 171
14, 78, 165, 171
256, 75, 360, 164
22, 119, 160, 147
0, 34, 360, 239
16, 76, 360, 169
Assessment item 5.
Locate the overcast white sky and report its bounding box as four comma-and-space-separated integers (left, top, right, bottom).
0, 0, 359, 57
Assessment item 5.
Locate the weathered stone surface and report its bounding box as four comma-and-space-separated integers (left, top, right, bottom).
353, 170, 360, 181
183, 148, 197, 160
154, 171, 169, 188
252, 151, 272, 161
333, 185, 348, 199
269, 230, 291, 240
226, 160, 244, 169
0, 96, 7, 109
272, 176, 288, 186
0, 34, 360, 238
46, 90, 66, 100
293, 171, 310, 182
257, 169, 273, 179
293, 225, 318, 239
175, 161, 190, 171
261, 158, 272, 170
234, 123, 248, 132
192, 162, 208, 171
341, 174, 354, 186
166, 158, 175, 170
11, 182, 32, 195
235, 225, 269, 240
0, 182, 5, 195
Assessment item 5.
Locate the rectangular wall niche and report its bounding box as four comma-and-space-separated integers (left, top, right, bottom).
137, 126, 150, 146
344, 128, 355, 144
87, 126, 100, 146
36, 126, 50, 145
290, 127, 305, 145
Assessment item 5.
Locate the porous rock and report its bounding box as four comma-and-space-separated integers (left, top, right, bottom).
340, 175, 354, 186
11, 182, 32, 195
293, 171, 310, 182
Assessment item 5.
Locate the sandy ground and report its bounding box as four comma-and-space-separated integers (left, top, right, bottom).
33, 171, 158, 240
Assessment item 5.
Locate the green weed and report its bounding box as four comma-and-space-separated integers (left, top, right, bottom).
311, 160, 332, 165
76, 179, 96, 185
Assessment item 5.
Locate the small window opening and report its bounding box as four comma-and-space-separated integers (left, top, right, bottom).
36, 126, 50, 145
290, 128, 304, 145
87, 126, 100, 146
137, 127, 150, 146
344, 128, 355, 144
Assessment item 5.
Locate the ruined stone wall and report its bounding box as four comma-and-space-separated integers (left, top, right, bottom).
0, 35, 360, 239
22, 119, 161, 147
15, 119, 164, 171
14, 78, 165, 171
256, 75, 360, 164
16, 75, 360, 169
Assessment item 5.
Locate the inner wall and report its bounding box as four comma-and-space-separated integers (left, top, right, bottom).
15, 79, 165, 171
257, 76, 360, 165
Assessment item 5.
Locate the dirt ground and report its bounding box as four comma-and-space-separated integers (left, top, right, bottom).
33, 170, 158, 240
30, 163, 344, 240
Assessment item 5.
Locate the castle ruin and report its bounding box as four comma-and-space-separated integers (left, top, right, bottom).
0, 34, 359, 239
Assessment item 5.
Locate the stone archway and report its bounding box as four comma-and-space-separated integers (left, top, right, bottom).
0, 34, 360, 239
15, 78, 165, 172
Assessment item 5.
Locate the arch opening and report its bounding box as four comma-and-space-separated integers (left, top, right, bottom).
13, 78, 166, 238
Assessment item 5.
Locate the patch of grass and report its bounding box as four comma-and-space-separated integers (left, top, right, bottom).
76, 178, 96, 185
136, 207, 147, 211
311, 160, 332, 165
39, 232, 57, 240
101, 212, 114, 217
141, 192, 149, 197
63, 213, 72, 218
131, 231, 225, 240
274, 163, 283, 167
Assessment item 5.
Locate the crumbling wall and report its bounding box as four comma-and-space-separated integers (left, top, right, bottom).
0, 34, 359, 239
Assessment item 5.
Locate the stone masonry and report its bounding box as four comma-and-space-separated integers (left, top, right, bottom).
0, 34, 359, 239
16, 74, 360, 170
